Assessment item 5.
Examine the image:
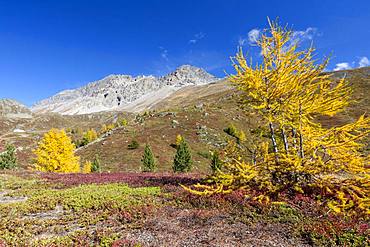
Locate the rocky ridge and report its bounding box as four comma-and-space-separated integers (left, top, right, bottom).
0, 99, 32, 118
31, 65, 218, 115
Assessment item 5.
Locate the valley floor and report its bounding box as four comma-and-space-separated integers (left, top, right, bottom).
0, 171, 368, 247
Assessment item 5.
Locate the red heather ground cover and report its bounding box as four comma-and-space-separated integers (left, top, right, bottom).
5, 171, 369, 245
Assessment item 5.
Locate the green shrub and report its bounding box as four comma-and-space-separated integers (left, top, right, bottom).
141, 144, 156, 172
173, 138, 192, 172
0, 143, 17, 169
73, 139, 81, 148
210, 151, 222, 173
224, 124, 237, 137
120, 118, 128, 127
224, 124, 246, 143
128, 140, 139, 150
91, 154, 102, 172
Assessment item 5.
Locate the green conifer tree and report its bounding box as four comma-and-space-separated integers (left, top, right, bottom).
173, 138, 192, 172
0, 143, 17, 169
91, 154, 102, 172
142, 144, 156, 172
210, 150, 222, 173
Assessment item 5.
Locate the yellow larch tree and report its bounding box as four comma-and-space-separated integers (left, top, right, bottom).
83, 129, 98, 143
100, 123, 115, 134
33, 128, 80, 173
82, 160, 92, 174
184, 19, 370, 214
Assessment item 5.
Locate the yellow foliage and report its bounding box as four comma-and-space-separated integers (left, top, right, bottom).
83, 129, 98, 143
184, 18, 370, 215
101, 124, 108, 133
224, 124, 246, 143
237, 130, 246, 143
82, 161, 92, 174
176, 134, 184, 146
101, 124, 115, 134
107, 124, 115, 131
33, 128, 80, 173
119, 118, 128, 127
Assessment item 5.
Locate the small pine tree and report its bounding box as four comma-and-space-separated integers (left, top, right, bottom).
210, 150, 222, 173
141, 144, 156, 172
173, 138, 192, 172
0, 143, 17, 169
91, 154, 101, 172
33, 128, 80, 173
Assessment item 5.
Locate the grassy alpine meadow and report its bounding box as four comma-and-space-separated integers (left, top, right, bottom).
0, 171, 368, 246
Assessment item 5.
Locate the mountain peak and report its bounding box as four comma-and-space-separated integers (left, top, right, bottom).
171, 64, 210, 75
161, 65, 216, 86
31, 65, 219, 115
175, 64, 200, 70
0, 99, 32, 118
0, 98, 28, 108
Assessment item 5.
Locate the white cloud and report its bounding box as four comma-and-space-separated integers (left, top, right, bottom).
332, 57, 369, 71
288, 27, 318, 48
248, 29, 260, 44
189, 32, 205, 44
333, 62, 352, 71
240, 27, 318, 48
159, 47, 169, 61
238, 28, 260, 46
292, 27, 317, 41
359, 56, 370, 67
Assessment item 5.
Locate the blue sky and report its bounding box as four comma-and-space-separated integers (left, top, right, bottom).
0, 0, 369, 106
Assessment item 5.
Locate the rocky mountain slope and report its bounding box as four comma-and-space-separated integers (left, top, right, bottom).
31, 65, 218, 115
0, 99, 32, 118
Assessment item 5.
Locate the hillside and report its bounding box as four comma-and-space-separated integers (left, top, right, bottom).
0, 112, 131, 166
0, 67, 369, 171
76, 83, 245, 172
76, 67, 370, 172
